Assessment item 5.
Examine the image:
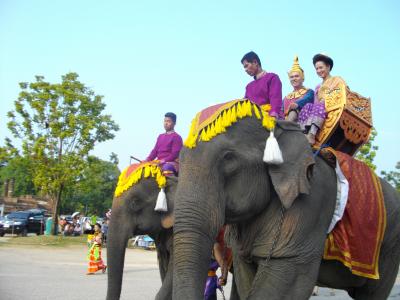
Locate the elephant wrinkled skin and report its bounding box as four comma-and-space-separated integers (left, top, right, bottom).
172, 118, 400, 300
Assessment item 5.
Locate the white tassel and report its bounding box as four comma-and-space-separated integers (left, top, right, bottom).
154, 188, 168, 212
263, 130, 283, 164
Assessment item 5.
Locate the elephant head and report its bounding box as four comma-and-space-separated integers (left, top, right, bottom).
173, 101, 315, 299
106, 163, 176, 300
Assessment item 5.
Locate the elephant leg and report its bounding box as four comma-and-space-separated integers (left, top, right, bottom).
232, 251, 257, 299
246, 257, 320, 300
351, 243, 400, 300
155, 253, 173, 300
229, 273, 240, 300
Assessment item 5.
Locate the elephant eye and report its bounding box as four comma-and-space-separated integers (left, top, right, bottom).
224, 151, 235, 161
130, 197, 142, 212
222, 151, 239, 176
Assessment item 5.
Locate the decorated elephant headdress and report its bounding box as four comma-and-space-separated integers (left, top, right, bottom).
184, 99, 283, 164
114, 161, 168, 211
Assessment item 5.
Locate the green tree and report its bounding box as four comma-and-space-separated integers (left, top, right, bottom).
0, 155, 36, 196
6, 73, 119, 234
61, 155, 120, 215
356, 127, 378, 170
381, 162, 400, 193
0, 138, 19, 167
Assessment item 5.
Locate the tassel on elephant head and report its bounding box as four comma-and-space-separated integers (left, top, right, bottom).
155, 188, 168, 212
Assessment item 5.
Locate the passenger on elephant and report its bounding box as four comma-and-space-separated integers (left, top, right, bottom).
298, 53, 338, 145
145, 112, 183, 175
241, 51, 283, 119
283, 56, 314, 122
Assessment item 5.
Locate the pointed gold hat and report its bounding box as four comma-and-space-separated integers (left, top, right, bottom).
288, 56, 304, 78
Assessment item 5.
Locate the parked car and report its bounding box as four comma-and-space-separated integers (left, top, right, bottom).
0, 222, 4, 237
1, 210, 45, 236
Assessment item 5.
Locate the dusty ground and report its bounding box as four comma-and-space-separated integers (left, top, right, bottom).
0, 239, 399, 299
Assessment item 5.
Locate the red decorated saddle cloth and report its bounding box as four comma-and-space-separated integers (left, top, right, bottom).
323, 150, 386, 279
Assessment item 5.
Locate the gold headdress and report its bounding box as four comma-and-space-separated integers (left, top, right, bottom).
288, 56, 304, 78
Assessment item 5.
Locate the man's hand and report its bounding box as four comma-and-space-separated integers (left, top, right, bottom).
218, 276, 227, 286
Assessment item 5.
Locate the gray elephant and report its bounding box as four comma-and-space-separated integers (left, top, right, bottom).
106, 170, 176, 300
172, 101, 400, 299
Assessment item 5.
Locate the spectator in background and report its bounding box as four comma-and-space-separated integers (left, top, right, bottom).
73, 223, 82, 236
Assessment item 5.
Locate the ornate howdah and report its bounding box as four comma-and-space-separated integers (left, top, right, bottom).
315, 79, 372, 155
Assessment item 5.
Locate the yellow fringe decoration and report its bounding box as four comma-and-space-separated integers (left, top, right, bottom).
114, 162, 166, 197
184, 100, 276, 149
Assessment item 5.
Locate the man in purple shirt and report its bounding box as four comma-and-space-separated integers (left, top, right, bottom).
146, 112, 183, 175
241, 51, 283, 119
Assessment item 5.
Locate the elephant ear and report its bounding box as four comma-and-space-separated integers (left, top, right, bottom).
267, 121, 315, 209
161, 176, 177, 229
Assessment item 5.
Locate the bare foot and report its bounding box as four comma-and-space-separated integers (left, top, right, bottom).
306, 133, 316, 145
287, 111, 298, 122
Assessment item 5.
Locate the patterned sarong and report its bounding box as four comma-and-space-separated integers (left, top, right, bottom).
87, 243, 106, 273
323, 150, 386, 279
298, 102, 326, 131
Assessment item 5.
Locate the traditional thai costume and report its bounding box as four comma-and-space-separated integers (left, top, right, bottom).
299, 76, 346, 136
146, 131, 183, 175
283, 88, 315, 118
87, 232, 106, 274
283, 56, 327, 136
244, 72, 283, 119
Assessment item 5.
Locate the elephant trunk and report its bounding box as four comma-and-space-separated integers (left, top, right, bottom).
173, 179, 223, 299
106, 207, 133, 300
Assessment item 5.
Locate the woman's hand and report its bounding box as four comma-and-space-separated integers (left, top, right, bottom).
288, 102, 298, 110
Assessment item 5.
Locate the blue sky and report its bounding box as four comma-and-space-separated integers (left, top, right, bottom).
0, 0, 399, 173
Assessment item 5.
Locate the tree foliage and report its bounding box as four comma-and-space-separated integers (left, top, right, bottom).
61, 155, 120, 215
356, 127, 378, 170
381, 162, 400, 193
6, 73, 119, 233
0, 155, 36, 197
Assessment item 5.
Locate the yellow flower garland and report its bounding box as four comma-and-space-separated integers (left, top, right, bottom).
114, 162, 166, 198
184, 100, 275, 149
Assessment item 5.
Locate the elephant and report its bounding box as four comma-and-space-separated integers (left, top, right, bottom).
106, 166, 238, 300
172, 104, 400, 299
106, 175, 176, 300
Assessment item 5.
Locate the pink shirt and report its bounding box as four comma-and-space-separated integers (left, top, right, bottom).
244, 72, 283, 118
146, 131, 183, 162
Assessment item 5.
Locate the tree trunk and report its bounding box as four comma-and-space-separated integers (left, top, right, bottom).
51, 184, 63, 235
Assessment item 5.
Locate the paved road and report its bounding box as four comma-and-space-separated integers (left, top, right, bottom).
0, 242, 399, 299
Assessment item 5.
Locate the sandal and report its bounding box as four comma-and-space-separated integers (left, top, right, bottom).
102, 266, 107, 274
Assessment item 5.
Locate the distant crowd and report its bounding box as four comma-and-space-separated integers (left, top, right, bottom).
58, 209, 111, 240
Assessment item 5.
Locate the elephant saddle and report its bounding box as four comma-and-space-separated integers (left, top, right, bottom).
322, 149, 386, 279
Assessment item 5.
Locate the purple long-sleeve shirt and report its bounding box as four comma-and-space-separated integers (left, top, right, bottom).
244, 72, 283, 118
146, 131, 183, 162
